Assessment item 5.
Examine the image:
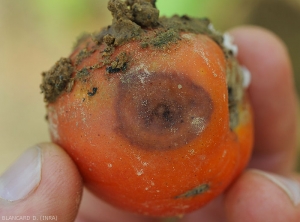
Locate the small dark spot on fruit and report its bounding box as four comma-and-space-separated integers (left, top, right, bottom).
88, 87, 98, 96
106, 63, 127, 74
175, 183, 210, 198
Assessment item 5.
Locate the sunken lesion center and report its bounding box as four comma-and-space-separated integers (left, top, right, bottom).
154, 104, 173, 122
141, 100, 184, 130
116, 72, 213, 150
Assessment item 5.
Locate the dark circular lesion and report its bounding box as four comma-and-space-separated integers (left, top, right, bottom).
115, 72, 214, 150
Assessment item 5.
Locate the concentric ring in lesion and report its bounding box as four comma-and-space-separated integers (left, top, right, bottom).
116, 72, 214, 150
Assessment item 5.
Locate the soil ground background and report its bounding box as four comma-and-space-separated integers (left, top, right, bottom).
0, 0, 299, 175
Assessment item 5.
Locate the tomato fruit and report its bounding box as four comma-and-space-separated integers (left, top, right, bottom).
41, 0, 253, 217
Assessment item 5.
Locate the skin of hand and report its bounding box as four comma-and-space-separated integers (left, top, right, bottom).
0, 26, 299, 222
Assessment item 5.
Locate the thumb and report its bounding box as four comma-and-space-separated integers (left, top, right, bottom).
0, 143, 83, 221
225, 169, 300, 222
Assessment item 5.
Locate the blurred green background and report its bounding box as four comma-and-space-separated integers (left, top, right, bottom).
0, 0, 299, 174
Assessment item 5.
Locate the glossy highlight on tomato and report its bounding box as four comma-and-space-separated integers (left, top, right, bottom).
41, 0, 253, 217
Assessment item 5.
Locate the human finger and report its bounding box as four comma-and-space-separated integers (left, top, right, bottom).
76, 188, 159, 222
229, 26, 298, 174
0, 143, 83, 221
225, 169, 300, 222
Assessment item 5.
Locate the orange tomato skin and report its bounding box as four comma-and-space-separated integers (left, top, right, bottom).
47, 33, 253, 216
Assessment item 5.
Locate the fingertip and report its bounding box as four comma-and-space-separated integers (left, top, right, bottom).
224, 170, 300, 222
77, 188, 158, 222
38, 142, 83, 194
229, 26, 298, 173
38, 142, 83, 216
229, 26, 293, 98
0, 143, 83, 221
228, 26, 295, 117
229, 26, 290, 66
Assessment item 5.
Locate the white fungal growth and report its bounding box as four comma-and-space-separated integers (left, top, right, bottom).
142, 162, 149, 166
223, 33, 238, 56
170, 127, 178, 133
188, 149, 195, 156
135, 154, 141, 161
145, 180, 155, 191
120, 63, 151, 84
198, 48, 210, 67
240, 65, 251, 88
191, 117, 206, 135
141, 100, 148, 106
181, 33, 194, 40
208, 23, 238, 57
136, 169, 144, 176
222, 150, 227, 158
208, 23, 217, 33
135, 64, 151, 84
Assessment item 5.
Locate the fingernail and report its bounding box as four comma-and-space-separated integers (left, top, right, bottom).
0, 146, 42, 201
250, 169, 300, 206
